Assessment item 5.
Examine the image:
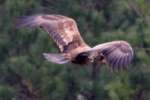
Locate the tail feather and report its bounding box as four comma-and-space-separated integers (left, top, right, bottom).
43, 53, 71, 64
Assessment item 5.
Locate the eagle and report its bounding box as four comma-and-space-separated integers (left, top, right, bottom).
17, 14, 134, 71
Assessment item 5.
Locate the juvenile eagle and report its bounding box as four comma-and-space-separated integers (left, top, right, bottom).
17, 14, 134, 70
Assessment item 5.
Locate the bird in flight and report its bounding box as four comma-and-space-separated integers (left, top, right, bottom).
17, 14, 134, 71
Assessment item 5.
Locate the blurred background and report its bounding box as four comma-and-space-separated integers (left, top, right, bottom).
0, 0, 150, 100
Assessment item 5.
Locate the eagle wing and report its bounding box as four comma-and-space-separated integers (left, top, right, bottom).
92, 41, 134, 71
17, 14, 89, 53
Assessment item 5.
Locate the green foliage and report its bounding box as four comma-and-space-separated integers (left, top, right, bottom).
0, 85, 15, 100
105, 75, 134, 100
0, 0, 150, 100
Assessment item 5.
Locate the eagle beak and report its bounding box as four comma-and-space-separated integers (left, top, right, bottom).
88, 56, 94, 63
88, 51, 99, 63
99, 53, 106, 64
90, 58, 95, 63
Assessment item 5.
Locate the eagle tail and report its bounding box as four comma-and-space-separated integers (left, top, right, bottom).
43, 53, 71, 64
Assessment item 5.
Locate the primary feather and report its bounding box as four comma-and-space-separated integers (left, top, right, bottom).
91, 41, 134, 70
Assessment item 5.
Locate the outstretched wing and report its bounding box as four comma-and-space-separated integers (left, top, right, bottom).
16, 14, 89, 53
92, 41, 134, 71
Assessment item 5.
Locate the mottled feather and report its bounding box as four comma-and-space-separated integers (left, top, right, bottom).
16, 14, 88, 53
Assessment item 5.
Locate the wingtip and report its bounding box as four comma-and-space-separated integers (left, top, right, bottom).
42, 53, 49, 59
15, 15, 40, 29
15, 16, 29, 29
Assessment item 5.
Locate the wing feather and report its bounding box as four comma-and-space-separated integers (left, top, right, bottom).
115, 54, 122, 71
92, 41, 134, 71
16, 14, 89, 52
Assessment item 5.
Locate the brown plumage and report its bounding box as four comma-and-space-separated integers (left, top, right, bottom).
17, 14, 134, 71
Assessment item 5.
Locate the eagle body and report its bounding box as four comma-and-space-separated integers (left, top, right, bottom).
17, 14, 134, 71
72, 52, 91, 65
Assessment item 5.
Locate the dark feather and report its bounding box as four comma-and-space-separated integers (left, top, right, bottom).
92, 41, 134, 71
